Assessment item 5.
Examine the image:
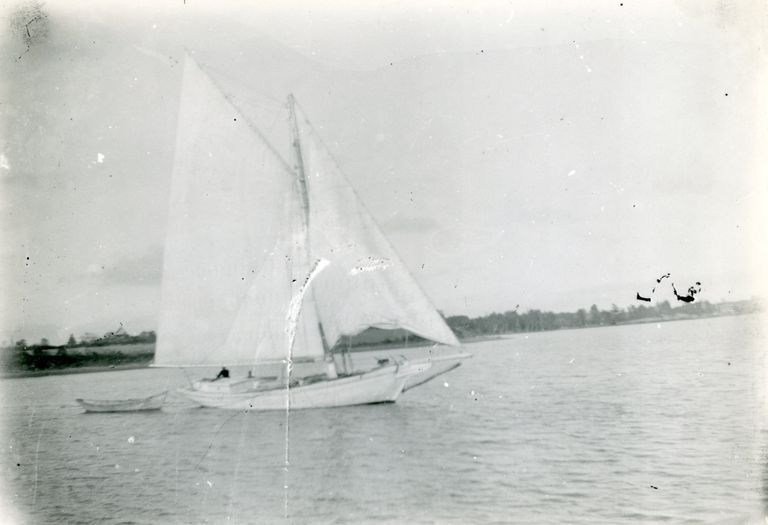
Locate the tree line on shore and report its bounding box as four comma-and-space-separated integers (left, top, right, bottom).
443, 298, 760, 338
3, 330, 157, 373
10, 329, 156, 353
5, 348, 155, 373
1, 298, 760, 372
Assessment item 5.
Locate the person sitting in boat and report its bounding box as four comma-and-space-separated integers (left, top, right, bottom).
214, 367, 230, 380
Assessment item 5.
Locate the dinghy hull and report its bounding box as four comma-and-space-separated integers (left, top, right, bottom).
76, 392, 167, 413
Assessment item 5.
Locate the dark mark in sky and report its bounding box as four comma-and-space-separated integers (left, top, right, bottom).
672, 282, 702, 303
637, 274, 702, 303
636, 272, 670, 301
9, 0, 49, 59
652, 273, 671, 293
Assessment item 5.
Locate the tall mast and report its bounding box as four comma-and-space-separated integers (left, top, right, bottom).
288, 94, 333, 362
288, 94, 310, 223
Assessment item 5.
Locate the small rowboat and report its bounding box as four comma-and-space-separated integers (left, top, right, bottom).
75, 391, 167, 413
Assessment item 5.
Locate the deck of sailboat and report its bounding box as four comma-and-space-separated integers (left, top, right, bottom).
175, 351, 470, 410
177, 362, 419, 410
192, 366, 389, 394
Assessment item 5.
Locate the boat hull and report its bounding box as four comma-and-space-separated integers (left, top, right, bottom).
76, 392, 167, 413
403, 361, 461, 392
401, 352, 472, 392
177, 364, 417, 410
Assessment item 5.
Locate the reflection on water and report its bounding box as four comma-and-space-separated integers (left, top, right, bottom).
1, 314, 766, 524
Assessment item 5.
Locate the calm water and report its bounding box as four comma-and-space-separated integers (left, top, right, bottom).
1, 315, 766, 524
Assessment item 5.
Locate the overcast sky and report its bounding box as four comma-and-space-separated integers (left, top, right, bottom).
1, 0, 766, 344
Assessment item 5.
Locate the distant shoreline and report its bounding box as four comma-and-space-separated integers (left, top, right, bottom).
0, 336, 501, 379
1, 362, 152, 379
1, 311, 759, 379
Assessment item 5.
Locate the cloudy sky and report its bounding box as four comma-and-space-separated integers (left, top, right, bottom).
1, 0, 766, 344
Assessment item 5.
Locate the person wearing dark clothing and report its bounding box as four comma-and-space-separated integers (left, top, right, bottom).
215, 367, 230, 380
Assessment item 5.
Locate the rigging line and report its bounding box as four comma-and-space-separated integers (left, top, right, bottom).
230, 93, 285, 136
201, 62, 285, 108
189, 57, 294, 175
194, 411, 245, 470
227, 90, 284, 112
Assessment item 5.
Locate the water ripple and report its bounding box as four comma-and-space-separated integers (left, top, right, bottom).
1, 315, 766, 523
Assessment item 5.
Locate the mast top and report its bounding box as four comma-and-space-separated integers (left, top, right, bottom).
288, 94, 310, 217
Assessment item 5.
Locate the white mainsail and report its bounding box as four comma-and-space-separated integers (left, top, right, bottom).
156, 55, 459, 371
155, 57, 315, 366
291, 103, 461, 349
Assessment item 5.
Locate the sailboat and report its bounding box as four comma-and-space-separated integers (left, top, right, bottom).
152, 55, 469, 410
